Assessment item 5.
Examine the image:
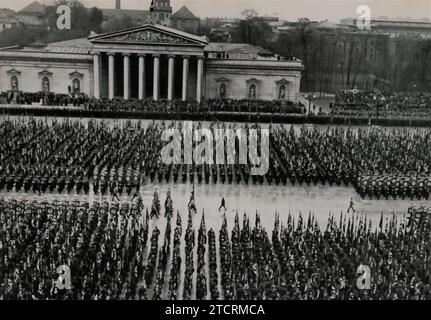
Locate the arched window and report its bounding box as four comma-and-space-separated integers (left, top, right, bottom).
10, 76, 18, 91
72, 78, 80, 93
249, 84, 256, 99
279, 85, 286, 99
219, 83, 226, 99
42, 77, 50, 92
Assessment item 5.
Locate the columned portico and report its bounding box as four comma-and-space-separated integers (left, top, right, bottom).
123, 53, 130, 100
167, 55, 175, 101
90, 24, 208, 101
0, 24, 304, 102
108, 53, 115, 100
138, 54, 145, 100
153, 54, 160, 101
182, 56, 189, 101
197, 57, 204, 103
93, 53, 100, 99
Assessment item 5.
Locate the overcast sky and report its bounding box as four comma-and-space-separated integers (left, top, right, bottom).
2, 0, 431, 22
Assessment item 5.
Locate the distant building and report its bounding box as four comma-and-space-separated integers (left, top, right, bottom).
0, 16, 19, 33
149, 0, 172, 26
14, 1, 45, 27
0, 24, 303, 102
101, 1, 200, 34
0, 8, 16, 17
206, 42, 278, 60
340, 16, 431, 38
100, 8, 150, 25
207, 18, 240, 42
171, 6, 199, 34
260, 15, 279, 23
313, 20, 350, 33
99, 0, 150, 25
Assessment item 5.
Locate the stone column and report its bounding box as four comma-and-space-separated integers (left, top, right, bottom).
153, 54, 160, 101
93, 53, 100, 99
196, 56, 204, 103
167, 55, 175, 101
182, 56, 189, 101
108, 53, 115, 100
123, 53, 130, 100
138, 54, 146, 100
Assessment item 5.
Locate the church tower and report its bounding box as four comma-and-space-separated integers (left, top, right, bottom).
149, 0, 172, 26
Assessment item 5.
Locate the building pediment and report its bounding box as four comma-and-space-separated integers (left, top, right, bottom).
246, 78, 261, 84
6, 68, 21, 76
38, 70, 53, 77
276, 78, 290, 85
69, 71, 84, 79
89, 24, 208, 46
215, 77, 231, 83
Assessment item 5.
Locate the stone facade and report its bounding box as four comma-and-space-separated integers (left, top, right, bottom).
205, 59, 302, 102
0, 24, 303, 103
0, 52, 93, 95
149, 0, 172, 26
205, 64, 301, 101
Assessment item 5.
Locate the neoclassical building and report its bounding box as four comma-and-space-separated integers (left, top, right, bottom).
0, 24, 303, 103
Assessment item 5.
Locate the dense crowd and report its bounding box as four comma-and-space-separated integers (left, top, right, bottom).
332, 90, 431, 118
3, 90, 431, 123
271, 126, 431, 199
87, 98, 304, 114
1, 118, 430, 199
1, 194, 430, 300
0, 92, 88, 107
356, 173, 431, 200
1, 92, 305, 115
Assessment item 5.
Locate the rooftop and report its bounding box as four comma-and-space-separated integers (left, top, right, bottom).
171, 6, 198, 20
13, 37, 93, 54
314, 20, 348, 30
205, 42, 264, 54
0, 16, 18, 23
19, 1, 45, 14
89, 24, 208, 45
0, 8, 16, 17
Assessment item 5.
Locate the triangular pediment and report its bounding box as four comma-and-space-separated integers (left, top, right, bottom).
38, 70, 53, 77
215, 77, 231, 83
7, 68, 21, 76
246, 78, 261, 84
89, 24, 208, 46
276, 78, 290, 85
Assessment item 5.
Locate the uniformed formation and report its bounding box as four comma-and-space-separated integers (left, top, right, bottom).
1, 118, 430, 199
87, 98, 304, 114
1, 195, 430, 300
4, 90, 431, 119
271, 125, 431, 199
1, 92, 87, 107
332, 90, 431, 118
1, 92, 305, 115
356, 173, 431, 200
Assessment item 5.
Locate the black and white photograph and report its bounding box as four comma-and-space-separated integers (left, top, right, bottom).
0, 0, 430, 310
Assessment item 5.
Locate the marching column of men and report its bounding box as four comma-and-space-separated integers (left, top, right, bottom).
1, 193, 430, 300
2, 119, 430, 200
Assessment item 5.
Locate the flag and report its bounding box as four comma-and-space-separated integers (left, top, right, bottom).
379, 213, 383, 230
